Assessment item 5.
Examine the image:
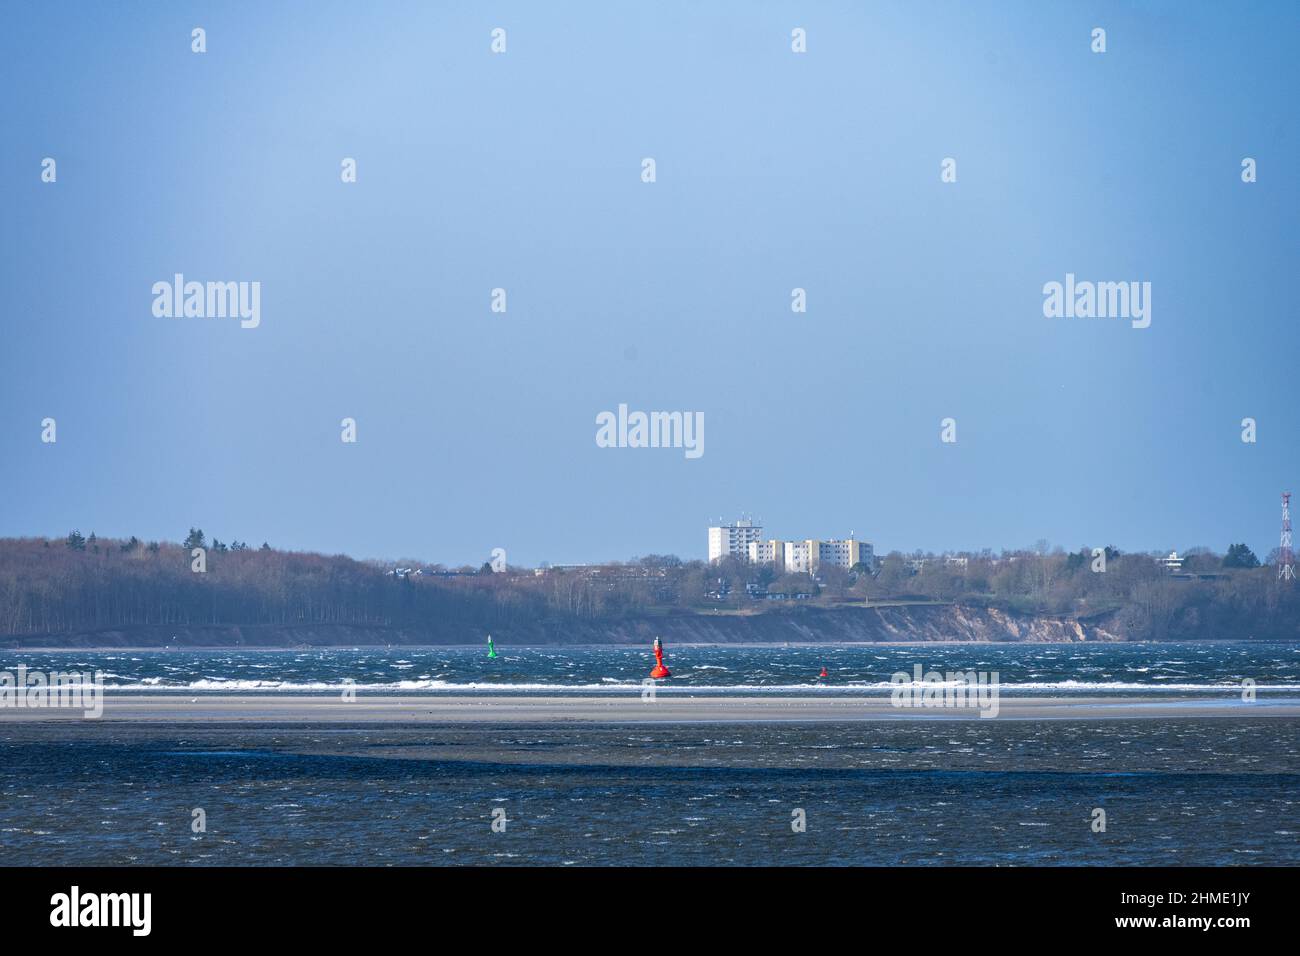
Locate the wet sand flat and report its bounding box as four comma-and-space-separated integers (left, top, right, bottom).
3, 698, 1298, 865
1, 693, 1298, 723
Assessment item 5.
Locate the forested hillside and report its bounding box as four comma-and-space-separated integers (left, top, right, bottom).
0, 532, 1296, 643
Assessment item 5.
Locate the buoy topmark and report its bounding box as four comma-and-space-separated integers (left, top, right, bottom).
649, 636, 671, 679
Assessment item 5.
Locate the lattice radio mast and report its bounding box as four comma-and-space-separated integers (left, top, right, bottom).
1280, 492, 1295, 582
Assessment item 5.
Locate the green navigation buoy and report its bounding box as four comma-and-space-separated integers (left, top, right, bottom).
487, 634, 498, 659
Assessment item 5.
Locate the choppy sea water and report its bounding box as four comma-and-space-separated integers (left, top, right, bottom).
2, 642, 1297, 695
1, 719, 1297, 865
1, 644, 1297, 865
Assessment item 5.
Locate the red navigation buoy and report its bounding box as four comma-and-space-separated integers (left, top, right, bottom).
819, 666, 829, 679
649, 636, 671, 679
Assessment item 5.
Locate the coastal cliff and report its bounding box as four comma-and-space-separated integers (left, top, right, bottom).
0, 604, 1124, 648
5, 536, 1294, 647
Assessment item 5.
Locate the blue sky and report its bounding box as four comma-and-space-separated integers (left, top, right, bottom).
2, 1, 1297, 566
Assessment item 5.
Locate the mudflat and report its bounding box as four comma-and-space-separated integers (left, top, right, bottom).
1, 693, 1297, 723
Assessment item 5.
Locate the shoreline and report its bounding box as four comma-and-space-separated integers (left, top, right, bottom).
1, 638, 1291, 652
3, 694, 1298, 723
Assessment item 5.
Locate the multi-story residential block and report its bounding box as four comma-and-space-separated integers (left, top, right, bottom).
819, 538, 873, 570
707, 519, 764, 563
712, 519, 872, 573
783, 540, 816, 574
746, 538, 785, 570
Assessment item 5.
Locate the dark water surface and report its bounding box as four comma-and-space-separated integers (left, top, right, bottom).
2, 642, 1298, 694
2, 718, 1296, 865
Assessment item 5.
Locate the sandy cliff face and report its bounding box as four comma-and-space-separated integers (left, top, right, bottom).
628, 605, 1123, 645
0, 604, 1125, 647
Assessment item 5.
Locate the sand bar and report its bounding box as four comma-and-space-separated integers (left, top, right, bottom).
1, 694, 1298, 723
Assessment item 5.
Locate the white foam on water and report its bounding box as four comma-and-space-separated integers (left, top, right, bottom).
95, 678, 1300, 693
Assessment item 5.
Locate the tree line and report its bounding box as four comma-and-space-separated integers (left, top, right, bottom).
0, 533, 1295, 641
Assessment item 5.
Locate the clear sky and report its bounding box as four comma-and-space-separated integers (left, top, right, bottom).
2, 1, 1297, 567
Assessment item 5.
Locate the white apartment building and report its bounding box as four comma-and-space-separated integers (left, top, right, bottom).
783, 540, 816, 574
746, 538, 784, 569
707, 519, 765, 563
736, 529, 873, 574
818, 538, 873, 570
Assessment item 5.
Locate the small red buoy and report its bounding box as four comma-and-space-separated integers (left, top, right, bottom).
819, 666, 829, 679
649, 636, 671, 679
